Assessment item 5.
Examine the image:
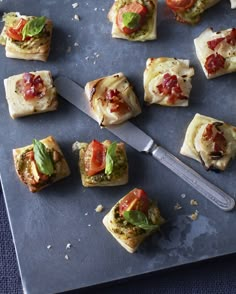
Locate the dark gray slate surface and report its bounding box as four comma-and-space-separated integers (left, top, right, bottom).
0, 1, 235, 294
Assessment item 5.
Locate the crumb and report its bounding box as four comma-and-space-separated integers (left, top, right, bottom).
95, 53, 100, 58
66, 243, 72, 249
94, 8, 98, 11
74, 42, 79, 47
180, 193, 186, 199
85, 212, 88, 216
188, 210, 199, 221
65, 254, 69, 260
88, 224, 91, 227
72, 3, 79, 8
47, 245, 52, 249
190, 199, 198, 206
68, 34, 71, 38
74, 14, 80, 21
93, 61, 96, 65
102, 8, 105, 11
174, 203, 182, 210
78, 238, 81, 242
85, 56, 89, 60
95, 204, 104, 212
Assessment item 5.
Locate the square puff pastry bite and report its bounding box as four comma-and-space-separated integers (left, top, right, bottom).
230, 0, 236, 9
13, 136, 71, 193
103, 188, 165, 253
180, 113, 236, 171
85, 72, 141, 126
0, 12, 52, 61
108, 0, 157, 42
165, 0, 220, 24
4, 70, 58, 119
194, 27, 236, 79
144, 57, 194, 107
73, 140, 128, 187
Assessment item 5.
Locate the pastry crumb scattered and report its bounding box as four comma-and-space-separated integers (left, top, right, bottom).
66, 243, 72, 249
74, 42, 79, 47
95, 204, 104, 212
65, 254, 69, 260
88, 224, 91, 227
94, 7, 98, 11
85, 212, 88, 216
180, 193, 186, 199
188, 210, 199, 221
174, 203, 182, 210
72, 3, 79, 8
74, 14, 80, 21
47, 245, 52, 249
190, 199, 198, 206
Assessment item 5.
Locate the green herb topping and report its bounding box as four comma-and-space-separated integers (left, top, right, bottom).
122, 12, 141, 29
123, 210, 159, 231
105, 142, 117, 175
22, 16, 46, 40
33, 139, 54, 176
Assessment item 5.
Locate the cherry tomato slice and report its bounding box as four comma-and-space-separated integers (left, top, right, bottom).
6, 18, 28, 41
117, 2, 148, 35
119, 188, 150, 216
84, 140, 106, 176
166, 0, 196, 12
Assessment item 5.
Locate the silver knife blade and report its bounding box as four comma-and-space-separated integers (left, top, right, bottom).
54, 76, 235, 211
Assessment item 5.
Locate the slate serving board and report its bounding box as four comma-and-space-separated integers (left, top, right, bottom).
0, 1, 235, 294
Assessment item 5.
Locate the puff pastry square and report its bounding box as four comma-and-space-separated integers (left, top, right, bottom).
144, 57, 194, 107
4, 70, 58, 119
13, 136, 71, 192
230, 0, 236, 9
180, 113, 236, 171
0, 12, 52, 61
103, 188, 164, 253
73, 140, 128, 187
108, 0, 157, 42
194, 27, 236, 79
85, 72, 141, 126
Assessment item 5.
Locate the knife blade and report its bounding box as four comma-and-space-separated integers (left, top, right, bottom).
54, 76, 235, 211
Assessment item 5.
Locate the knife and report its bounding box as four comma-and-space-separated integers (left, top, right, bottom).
54, 76, 235, 211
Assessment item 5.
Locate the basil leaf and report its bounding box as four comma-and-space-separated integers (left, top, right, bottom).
105, 142, 117, 175
122, 12, 141, 29
123, 210, 159, 231
33, 139, 54, 176
22, 16, 46, 40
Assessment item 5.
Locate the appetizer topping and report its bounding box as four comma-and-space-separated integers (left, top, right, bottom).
157, 73, 188, 104
166, 0, 196, 12
33, 139, 54, 176
117, 2, 148, 35
105, 142, 117, 175
119, 188, 149, 216
207, 37, 225, 50
226, 28, 236, 46
6, 16, 46, 41
84, 140, 106, 176
105, 89, 131, 114
16, 73, 46, 100
204, 53, 225, 74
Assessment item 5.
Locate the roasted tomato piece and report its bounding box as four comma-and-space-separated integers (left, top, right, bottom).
84, 140, 106, 176
119, 188, 150, 216
204, 53, 225, 74
202, 123, 227, 153
6, 18, 28, 41
226, 28, 236, 46
117, 2, 148, 35
166, 0, 196, 12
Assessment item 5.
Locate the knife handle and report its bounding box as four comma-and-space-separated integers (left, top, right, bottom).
151, 145, 235, 211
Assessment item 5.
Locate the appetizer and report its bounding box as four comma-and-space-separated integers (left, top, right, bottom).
4, 70, 58, 119
194, 27, 236, 79
180, 113, 236, 171
108, 0, 157, 42
0, 12, 53, 61
85, 72, 141, 126
144, 57, 194, 107
165, 0, 220, 24
103, 188, 164, 253
13, 136, 71, 192
73, 140, 128, 187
